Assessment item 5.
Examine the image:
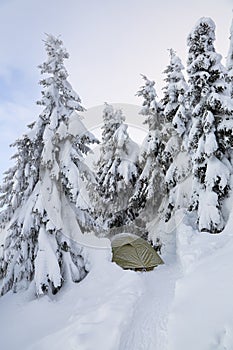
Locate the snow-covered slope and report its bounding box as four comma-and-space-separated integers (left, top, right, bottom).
2, 198, 233, 349
119, 263, 180, 350
0, 251, 142, 350
167, 208, 233, 350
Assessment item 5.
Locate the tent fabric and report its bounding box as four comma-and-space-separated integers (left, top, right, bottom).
111, 233, 164, 271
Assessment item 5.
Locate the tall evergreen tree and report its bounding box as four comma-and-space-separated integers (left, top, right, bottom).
159, 49, 191, 221
160, 49, 189, 172
187, 17, 233, 233
92, 103, 139, 231
0, 35, 97, 296
130, 75, 164, 220
226, 18, 233, 97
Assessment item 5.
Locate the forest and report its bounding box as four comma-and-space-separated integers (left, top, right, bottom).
0, 16, 233, 297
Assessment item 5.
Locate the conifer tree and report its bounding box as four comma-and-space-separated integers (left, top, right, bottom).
159, 50, 191, 221
226, 18, 233, 97
130, 75, 164, 220
160, 49, 189, 172
0, 35, 97, 296
93, 103, 139, 231
187, 17, 233, 233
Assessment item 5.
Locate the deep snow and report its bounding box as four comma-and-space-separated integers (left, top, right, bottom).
167, 209, 233, 350
119, 263, 181, 350
1, 206, 233, 349
0, 251, 143, 350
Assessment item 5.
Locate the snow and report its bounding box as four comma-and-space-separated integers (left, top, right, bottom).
2, 200, 233, 349
167, 209, 233, 350
205, 156, 230, 191
226, 19, 233, 71
0, 252, 143, 350
119, 264, 180, 350
2, 24, 233, 349
2, 131, 233, 348
198, 188, 223, 232
35, 226, 62, 294
187, 17, 216, 45
67, 111, 87, 138
204, 132, 218, 156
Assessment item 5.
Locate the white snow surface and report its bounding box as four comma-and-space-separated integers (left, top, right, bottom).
168, 209, 233, 350
2, 202, 233, 349
0, 249, 143, 350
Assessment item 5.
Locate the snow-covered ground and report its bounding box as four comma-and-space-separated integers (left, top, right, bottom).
167, 209, 233, 350
0, 257, 142, 350
119, 263, 181, 350
1, 206, 233, 349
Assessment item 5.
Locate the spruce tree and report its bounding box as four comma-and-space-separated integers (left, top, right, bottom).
187, 17, 233, 233
160, 49, 189, 173
159, 49, 191, 221
226, 18, 233, 97
93, 103, 139, 232
130, 75, 164, 220
0, 35, 97, 296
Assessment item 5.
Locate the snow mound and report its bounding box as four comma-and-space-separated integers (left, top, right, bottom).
0, 251, 143, 350
30, 262, 142, 350
167, 209, 233, 350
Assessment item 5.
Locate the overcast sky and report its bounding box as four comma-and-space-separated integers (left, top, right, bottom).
0, 0, 232, 177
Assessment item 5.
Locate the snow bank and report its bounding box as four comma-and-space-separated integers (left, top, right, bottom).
0, 250, 142, 350
167, 209, 233, 350
2, 203, 233, 350
30, 260, 142, 350
119, 264, 180, 350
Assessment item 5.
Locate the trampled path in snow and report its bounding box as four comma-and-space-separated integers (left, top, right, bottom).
119, 262, 181, 350
2, 214, 233, 350
0, 255, 181, 350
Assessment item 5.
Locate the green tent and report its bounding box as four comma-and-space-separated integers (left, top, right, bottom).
111, 233, 164, 271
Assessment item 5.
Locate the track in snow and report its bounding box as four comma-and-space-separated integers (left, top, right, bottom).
119, 262, 181, 350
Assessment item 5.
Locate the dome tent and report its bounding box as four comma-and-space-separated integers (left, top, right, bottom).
111, 233, 164, 271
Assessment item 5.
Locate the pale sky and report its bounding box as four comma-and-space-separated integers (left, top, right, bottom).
0, 0, 232, 177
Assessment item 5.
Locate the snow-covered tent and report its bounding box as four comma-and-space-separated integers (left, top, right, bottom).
111, 233, 164, 271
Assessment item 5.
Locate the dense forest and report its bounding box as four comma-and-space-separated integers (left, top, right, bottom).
0, 16, 233, 297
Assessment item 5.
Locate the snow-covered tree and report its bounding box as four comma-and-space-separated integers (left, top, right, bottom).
162, 50, 188, 131
0, 118, 48, 224
160, 49, 189, 172
130, 75, 164, 220
226, 18, 233, 97
187, 17, 233, 233
0, 35, 97, 296
92, 103, 140, 231
159, 49, 191, 221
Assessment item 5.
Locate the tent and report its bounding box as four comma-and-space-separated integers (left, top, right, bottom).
111, 233, 164, 271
